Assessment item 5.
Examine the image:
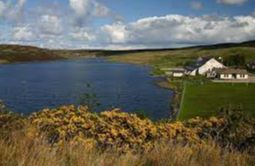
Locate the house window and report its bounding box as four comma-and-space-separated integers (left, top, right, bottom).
224, 74, 228, 78
239, 74, 245, 78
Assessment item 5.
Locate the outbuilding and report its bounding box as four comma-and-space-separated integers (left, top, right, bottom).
161, 68, 186, 77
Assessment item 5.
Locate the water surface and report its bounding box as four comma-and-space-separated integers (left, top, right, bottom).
0, 58, 172, 120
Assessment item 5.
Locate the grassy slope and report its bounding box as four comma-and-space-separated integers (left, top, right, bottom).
0, 45, 63, 63
0, 45, 107, 63
1, 40, 255, 64
109, 41, 255, 72
109, 47, 255, 68
178, 83, 255, 120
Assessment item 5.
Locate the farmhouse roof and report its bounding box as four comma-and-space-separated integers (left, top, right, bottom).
185, 57, 219, 71
217, 68, 248, 74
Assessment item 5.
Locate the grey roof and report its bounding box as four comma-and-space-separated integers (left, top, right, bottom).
217, 68, 248, 74
185, 57, 213, 71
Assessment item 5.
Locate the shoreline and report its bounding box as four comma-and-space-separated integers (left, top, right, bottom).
155, 78, 183, 119
0, 55, 99, 65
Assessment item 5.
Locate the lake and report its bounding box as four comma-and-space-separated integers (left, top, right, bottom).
0, 58, 172, 120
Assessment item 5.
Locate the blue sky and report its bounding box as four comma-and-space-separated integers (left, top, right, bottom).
0, 0, 255, 49
106, 0, 255, 20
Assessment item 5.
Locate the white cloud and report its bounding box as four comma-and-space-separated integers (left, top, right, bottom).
69, 0, 91, 17
1, 0, 27, 22
8, 14, 255, 49
93, 2, 111, 17
69, 0, 111, 17
39, 15, 63, 35
191, 1, 203, 10
0, 1, 6, 17
217, 0, 247, 5
68, 0, 113, 26
18, 0, 26, 7
12, 26, 35, 41
101, 15, 255, 48
102, 23, 128, 43
71, 28, 96, 41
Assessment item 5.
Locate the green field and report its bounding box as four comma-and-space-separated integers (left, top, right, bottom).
178, 82, 255, 120
109, 46, 255, 75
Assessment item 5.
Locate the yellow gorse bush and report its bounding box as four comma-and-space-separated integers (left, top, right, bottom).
1, 103, 255, 166
1, 104, 254, 154
0, 108, 25, 136
28, 105, 223, 152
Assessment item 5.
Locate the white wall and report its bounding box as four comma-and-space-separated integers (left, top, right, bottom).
220, 74, 233, 80
236, 74, 249, 79
165, 71, 184, 77
189, 69, 197, 76
173, 72, 184, 77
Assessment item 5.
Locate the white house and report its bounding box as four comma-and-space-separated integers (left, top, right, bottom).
186, 58, 226, 76
217, 68, 249, 80
161, 68, 185, 77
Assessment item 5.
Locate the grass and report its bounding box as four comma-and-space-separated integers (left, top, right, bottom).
109, 47, 255, 66
108, 45, 255, 120
178, 82, 255, 120
109, 47, 255, 75
0, 132, 254, 166
1, 42, 255, 65
1, 104, 255, 165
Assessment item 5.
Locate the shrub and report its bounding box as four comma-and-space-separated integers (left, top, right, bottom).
185, 106, 255, 153
0, 101, 25, 138
1, 104, 254, 154
224, 54, 246, 67
29, 105, 203, 152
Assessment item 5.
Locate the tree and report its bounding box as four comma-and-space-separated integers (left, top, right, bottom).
224, 54, 246, 67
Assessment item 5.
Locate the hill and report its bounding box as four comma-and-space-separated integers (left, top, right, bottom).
0, 45, 62, 63
1, 40, 255, 64
0, 45, 103, 63
108, 40, 255, 71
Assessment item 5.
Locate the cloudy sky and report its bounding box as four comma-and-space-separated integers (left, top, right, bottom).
0, 0, 255, 49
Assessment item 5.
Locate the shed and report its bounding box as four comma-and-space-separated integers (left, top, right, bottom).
162, 68, 186, 77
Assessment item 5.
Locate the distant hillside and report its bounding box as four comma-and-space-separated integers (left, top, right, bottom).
0, 45, 102, 63
108, 40, 255, 70
0, 45, 61, 63
192, 40, 255, 50
0, 40, 255, 63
